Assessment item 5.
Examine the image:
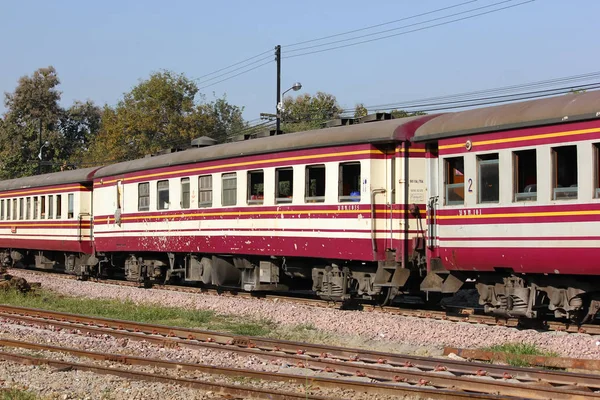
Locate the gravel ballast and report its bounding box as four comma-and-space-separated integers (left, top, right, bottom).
8, 269, 600, 359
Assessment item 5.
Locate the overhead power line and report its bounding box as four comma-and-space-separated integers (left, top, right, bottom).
195, 54, 273, 86
283, 0, 478, 48
284, 0, 535, 59
194, 48, 272, 81
198, 60, 273, 90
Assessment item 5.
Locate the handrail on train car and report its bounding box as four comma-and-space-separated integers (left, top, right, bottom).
370, 188, 386, 255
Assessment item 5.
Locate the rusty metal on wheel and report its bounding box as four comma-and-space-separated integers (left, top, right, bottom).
1, 305, 600, 399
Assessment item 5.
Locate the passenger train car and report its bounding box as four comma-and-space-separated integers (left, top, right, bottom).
1, 91, 600, 322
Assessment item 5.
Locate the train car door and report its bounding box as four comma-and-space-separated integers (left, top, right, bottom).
114, 179, 124, 228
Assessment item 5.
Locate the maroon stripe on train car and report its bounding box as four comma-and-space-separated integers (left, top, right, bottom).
440, 236, 600, 241
93, 228, 425, 235
94, 144, 387, 187
0, 238, 93, 253
438, 246, 600, 275
439, 119, 600, 156
94, 235, 394, 261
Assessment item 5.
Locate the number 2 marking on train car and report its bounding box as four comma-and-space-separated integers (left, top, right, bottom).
467, 178, 473, 192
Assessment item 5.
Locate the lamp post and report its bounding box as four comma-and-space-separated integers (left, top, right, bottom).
276, 82, 302, 134
38, 141, 49, 174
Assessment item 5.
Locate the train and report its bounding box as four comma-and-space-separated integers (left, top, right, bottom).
1, 90, 600, 323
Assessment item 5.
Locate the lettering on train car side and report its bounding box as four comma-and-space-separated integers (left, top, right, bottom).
467, 178, 473, 193
338, 204, 360, 211
458, 209, 482, 216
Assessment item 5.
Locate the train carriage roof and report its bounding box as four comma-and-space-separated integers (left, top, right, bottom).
0, 167, 100, 192
95, 115, 435, 178
413, 90, 600, 142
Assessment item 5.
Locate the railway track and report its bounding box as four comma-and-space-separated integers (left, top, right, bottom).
10, 268, 600, 335
1, 304, 599, 399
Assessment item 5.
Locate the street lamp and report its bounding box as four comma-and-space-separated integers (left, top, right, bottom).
38, 141, 49, 174
276, 82, 302, 134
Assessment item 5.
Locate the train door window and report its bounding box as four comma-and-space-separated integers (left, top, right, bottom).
552, 145, 577, 200
138, 182, 150, 211
198, 175, 212, 207
305, 164, 325, 203
157, 180, 170, 210
339, 162, 361, 202
247, 170, 264, 205
26, 197, 31, 220
444, 157, 464, 205
514, 149, 537, 201
56, 195, 62, 219
0, 200, 4, 220
68, 194, 74, 219
275, 168, 293, 204
222, 173, 237, 206
41, 196, 46, 219
478, 154, 499, 203
116, 180, 123, 211
33, 197, 38, 220
19, 198, 24, 220
181, 178, 190, 209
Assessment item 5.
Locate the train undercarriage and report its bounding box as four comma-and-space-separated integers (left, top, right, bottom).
2, 246, 600, 323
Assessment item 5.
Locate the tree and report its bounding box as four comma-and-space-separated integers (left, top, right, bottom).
390, 109, 427, 118
0, 66, 63, 179
354, 103, 368, 118
280, 92, 341, 133
88, 70, 247, 164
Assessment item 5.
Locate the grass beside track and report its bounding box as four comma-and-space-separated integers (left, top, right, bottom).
485, 342, 559, 367
0, 288, 274, 337
1, 389, 37, 400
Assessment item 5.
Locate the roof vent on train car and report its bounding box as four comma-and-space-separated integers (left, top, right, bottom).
230, 128, 276, 142
322, 117, 358, 128
191, 136, 217, 148
358, 112, 393, 123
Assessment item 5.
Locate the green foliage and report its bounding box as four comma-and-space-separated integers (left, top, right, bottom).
354, 103, 368, 118
280, 92, 341, 133
486, 342, 558, 367
87, 71, 246, 164
1, 388, 38, 400
390, 109, 427, 118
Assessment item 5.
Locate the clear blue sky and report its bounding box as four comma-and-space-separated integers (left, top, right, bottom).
0, 0, 597, 120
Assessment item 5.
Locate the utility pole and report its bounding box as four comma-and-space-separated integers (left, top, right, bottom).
275, 45, 281, 135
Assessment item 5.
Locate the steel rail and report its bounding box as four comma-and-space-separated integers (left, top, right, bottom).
1, 305, 600, 398
0, 339, 508, 400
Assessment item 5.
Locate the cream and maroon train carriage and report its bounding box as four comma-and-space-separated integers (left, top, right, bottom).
414, 91, 600, 321
91, 116, 435, 301
0, 168, 99, 274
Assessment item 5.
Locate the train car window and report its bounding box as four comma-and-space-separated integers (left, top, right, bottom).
180, 178, 190, 209
40, 196, 46, 219
48, 195, 53, 219
222, 173, 237, 206
552, 145, 578, 200
56, 195, 62, 219
275, 168, 293, 204
514, 150, 537, 201
157, 180, 170, 210
19, 198, 24, 220
339, 162, 361, 202
33, 197, 38, 220
444, 157, 464, 205
198, 175, 212, 207
138, 182, 150, 211
478, 154, 499, 203
0, 199, 4, 220
305, 165, 326, 203
68, 194, 74, 219
247, 170, 264, 205
6, 199, 10, 220
26, 197, 31, 220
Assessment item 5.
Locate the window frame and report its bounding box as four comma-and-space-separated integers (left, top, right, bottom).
19, 198, 24, 220
0, 199, 3, 220
552, 145, 578, 200
444, 156, 465, 206
48, 195, 54, 219
40, 196, 46, 219
247, 170, 264, 205
56, 194, 62, 219
222, 173, 237, 206
198, 175, 213, 207
305, 164, 326, 203
338, 162, 361, 202
513, 149, 537, 202
180, 178, 190, 209
477, 154, 500, 204
6, 199, 10, 220
594, 143, 600, 199
275, 167, 294, 204
157, 180, 170, 210
33, 196, 38, 220
68, 193, 74, 219
138, 182, 150, 211
26, 197, 31, 220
